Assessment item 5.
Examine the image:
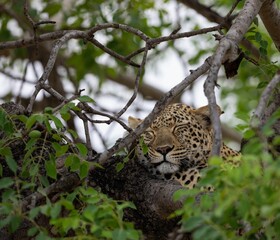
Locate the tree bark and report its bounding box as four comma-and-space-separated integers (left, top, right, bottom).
89, 156, 189, 239
259, 0, 280, 51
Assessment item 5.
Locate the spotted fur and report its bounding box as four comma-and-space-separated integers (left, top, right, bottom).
128, 103, 240, 189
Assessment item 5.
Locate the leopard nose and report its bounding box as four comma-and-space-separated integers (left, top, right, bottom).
156, 145, 174, 155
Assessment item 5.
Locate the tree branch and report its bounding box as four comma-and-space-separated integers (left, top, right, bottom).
204, 0, 264, 156
251, 71, 280, 129
259, 0, 280, 51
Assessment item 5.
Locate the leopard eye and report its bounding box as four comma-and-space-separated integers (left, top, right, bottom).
143, 131, 154, 142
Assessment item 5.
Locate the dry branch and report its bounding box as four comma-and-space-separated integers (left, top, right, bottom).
259, 0, 280, 51
203, 0, 264, 156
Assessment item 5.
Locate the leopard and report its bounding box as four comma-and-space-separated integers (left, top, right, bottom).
128, 103, 240, 189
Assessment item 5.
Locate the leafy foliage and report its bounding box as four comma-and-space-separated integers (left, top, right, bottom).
174, 122, 280, 239
0, 106, 140, 239
1, 0, 280, 239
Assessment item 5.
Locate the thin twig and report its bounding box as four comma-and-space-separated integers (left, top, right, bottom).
114, 44, 149, 118
52, 90, 84, 113
224, 0, 242, 21
87, 23, 150, 41
35, 20, 56, 27
148, 25, 222, 46
87, 37, 140, 67
15, 61, 29, 104
77, 102, 132, 132
39, 80, 132, 132
92, 124, 108, 150
26, 30, 86, 113
0, 69, 35, 84
125, 47, 146, 60
83, 118, 93, 160
23, 0, 35, 26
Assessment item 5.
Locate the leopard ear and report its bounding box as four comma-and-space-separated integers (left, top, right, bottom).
193, 105, 224, 129
128, 116, 143, 129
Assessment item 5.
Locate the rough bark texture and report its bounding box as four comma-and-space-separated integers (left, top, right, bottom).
259, 0, 280, 51
89, 156, 188, 239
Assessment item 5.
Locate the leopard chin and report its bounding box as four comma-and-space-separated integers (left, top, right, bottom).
156, 162, 179, 174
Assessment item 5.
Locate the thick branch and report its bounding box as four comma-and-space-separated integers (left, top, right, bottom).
89, 157, 185, 235
204, 0, 263, 156
259, 0, 280, 51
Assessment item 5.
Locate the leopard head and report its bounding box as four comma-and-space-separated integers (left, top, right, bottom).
128, 103, 223, 175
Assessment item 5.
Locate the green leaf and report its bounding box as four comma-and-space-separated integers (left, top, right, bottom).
39, 176, 50, 187
28, 130, 41, 139
45, 160, 57, 180
259, 46, 267, 56
112, 229, 127, 240
61, 112, 71, 121
0, 108, 14, 135
76, 143, 88, 157
65, 154, 81, 171
78, 95, 95, 103
60, 199, 74, 210
182, 216, 204, 232
60, 105, 71, 121
27, 227, 38, 237
126, 229, 140, 240
260, 40, 268, 48
79, 161, 89, 179
44, 107, 53, 114
117, 201, 136, 211
255, 32, 262, 42
50, 203, 61, 219
139, 137, 148, 154
52, 142, 69, 157
10, 215, 22, 232
0, 147, 17, 173
193, 225, 214, 240
253, 17, 259, 26
0, 216, 11, 229
0, 177, 14, 189
48, 114, 64, 129
243, 129, 255, 139
257, 81, 268, 89
67, 129, 78, 139
26, 114, 44, 130
29, 207, 40, 220
116, 162, 124, 172
68, 102, 80, 111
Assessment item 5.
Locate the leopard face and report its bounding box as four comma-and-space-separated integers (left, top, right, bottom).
128, 103, 239, 188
